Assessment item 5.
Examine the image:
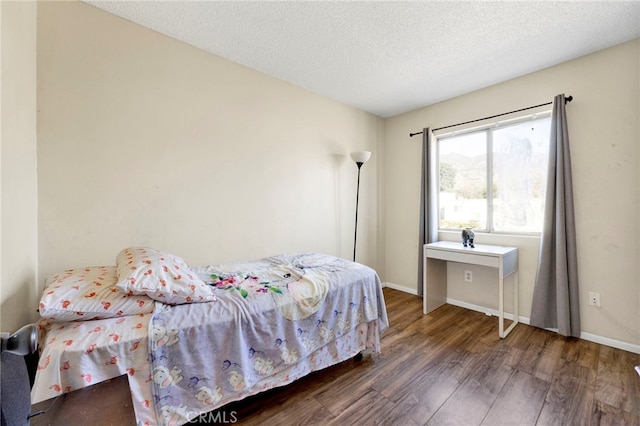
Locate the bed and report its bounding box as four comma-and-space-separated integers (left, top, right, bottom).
31, 248, 389, 425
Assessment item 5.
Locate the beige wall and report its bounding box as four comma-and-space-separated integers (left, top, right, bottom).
19, 1, 640, 349
37, 2, 382, 288
0, 1, 39, 333
383, 39, 640, 347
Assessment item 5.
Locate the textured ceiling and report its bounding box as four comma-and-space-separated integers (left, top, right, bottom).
85, 1, 640, 118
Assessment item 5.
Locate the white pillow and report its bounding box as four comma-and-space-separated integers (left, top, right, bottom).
115, 247, 216, 305
39, 266, 154, 322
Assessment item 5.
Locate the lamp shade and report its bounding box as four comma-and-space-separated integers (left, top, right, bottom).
350, 151, 372, 164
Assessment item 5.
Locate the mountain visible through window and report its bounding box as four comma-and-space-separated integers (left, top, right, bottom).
437, 115, 551, 234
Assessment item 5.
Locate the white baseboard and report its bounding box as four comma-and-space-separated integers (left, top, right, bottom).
579, 332, 640, 355
382, 283, 640, 354
446, 298, 640, 355
445, 298, 523, 322
382, 282, 419, 296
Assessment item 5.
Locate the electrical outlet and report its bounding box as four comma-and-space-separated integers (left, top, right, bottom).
464, 270, 473, 283
588, 292, 601, 307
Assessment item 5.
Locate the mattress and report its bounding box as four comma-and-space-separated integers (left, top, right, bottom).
32, 252, 388, 425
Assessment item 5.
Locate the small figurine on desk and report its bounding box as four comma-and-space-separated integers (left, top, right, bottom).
462, 228, 475, 248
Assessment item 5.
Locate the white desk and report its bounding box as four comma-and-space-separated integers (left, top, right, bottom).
423, 241, 519, 338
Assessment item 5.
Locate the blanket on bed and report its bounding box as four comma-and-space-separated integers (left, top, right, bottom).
148, 253, 388, 425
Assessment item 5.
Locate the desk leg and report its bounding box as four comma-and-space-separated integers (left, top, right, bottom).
499, 264, 505, 338
511, 273, 519, 332
424, 257, 447, 314
499, 272, 519, 339
515, 273, 519, 324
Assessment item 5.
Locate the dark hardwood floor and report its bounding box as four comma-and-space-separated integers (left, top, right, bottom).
207, 288, 640, 425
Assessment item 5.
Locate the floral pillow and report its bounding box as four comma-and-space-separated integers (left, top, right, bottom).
39, 266, 155, 322
115, 247, 216, 305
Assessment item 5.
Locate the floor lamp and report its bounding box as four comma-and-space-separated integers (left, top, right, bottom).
350, 151, 371, 262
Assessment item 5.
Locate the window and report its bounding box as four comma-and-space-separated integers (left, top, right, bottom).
437, 114, 551, 234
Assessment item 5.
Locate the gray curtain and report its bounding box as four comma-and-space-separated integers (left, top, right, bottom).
530, 94, 580, 337
417, 128, 438, 295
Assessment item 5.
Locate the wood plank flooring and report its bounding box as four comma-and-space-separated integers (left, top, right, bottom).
205, 288, 640, 425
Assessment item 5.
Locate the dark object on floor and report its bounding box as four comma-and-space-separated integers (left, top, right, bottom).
1, 352, 31, 426
1, 324, 38, 426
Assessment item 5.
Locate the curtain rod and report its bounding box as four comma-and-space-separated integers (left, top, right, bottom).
409, 95, 573, 138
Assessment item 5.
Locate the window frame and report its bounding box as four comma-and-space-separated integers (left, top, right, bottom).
435, 111, 552, 236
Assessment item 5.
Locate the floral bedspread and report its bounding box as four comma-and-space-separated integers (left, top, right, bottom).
149, 253, 388, 425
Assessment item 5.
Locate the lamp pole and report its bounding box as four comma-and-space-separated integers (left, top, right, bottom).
353, 161, 363, 262
350, 151, 371, 262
